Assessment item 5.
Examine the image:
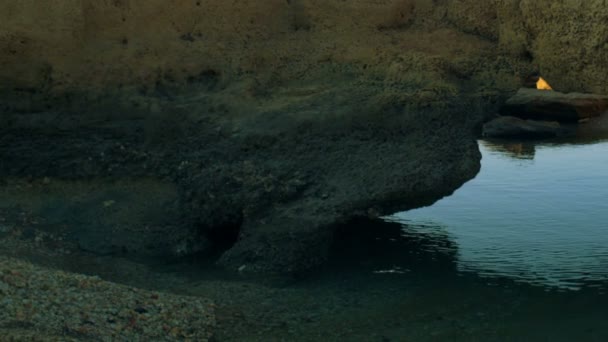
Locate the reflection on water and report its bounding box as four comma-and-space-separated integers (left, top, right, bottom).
390, 118, 608, 291
330, 218, 457, 275
482, 141, 536, 160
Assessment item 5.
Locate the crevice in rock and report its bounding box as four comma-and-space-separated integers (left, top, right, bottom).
203, 215, 244, 258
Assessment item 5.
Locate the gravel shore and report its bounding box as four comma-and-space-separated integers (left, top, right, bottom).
0, 257, 215, 341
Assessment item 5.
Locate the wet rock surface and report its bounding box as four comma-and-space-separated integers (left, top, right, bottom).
500, 88, 608, 122
482, 116, 563, 138
0, 178, 194, 258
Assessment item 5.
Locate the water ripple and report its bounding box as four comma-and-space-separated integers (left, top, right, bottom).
391, 138, 608, 291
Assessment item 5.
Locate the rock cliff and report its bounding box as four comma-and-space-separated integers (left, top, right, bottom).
2, 1, 606, 96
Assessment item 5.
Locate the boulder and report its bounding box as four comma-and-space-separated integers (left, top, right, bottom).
480, 140, 536, 160
500, 88, 608, 122
482, 116, 562, 138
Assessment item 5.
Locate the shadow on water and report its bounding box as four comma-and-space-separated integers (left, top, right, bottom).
305, 217, 608, 342
328, 218, 458, 275
324, 217, 595, 292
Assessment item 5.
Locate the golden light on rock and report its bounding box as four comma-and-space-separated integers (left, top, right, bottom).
536, 77, 553, 90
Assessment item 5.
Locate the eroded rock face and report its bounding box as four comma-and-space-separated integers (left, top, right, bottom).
446, 0, 499, 41
516, 0, 608, 94
2, 1, 607, 95
0, 75, 484, 274
0, 1, 515, 95
495, 0, 608, 94
0, 1, 294, 91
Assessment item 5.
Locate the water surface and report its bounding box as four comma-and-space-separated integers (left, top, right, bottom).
392, 122, 608, 291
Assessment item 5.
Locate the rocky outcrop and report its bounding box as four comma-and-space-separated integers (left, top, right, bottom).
2, 1, 608, 96
482, 116, 562, 138
501, 88, 608, 122
493, 0, 608, 94
0, 1, 523, 98
3, 0, 608, 274
0, 80, 484, 274
2, 0, 535, 116
513, 0, 608, 94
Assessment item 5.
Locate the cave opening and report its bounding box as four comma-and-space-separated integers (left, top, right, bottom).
204, 217, 243, 258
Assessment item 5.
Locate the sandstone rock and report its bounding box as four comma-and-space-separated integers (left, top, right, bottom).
2, 0, 608, 97
516, 0, 608, 94
0, 0, 515, 98
446, 0, 498, 41
500, 88, 608, 122
482, 116, 561, 138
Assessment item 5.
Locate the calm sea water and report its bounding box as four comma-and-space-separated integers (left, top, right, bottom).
391, 131, 608, 291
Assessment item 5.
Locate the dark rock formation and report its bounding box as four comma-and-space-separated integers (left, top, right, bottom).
483, 116, 562, 138
4, 0, 608, 274
0, 81, 483, 273
500, 88, 608, 122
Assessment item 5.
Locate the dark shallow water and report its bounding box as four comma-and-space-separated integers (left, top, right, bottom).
390, 137, 608, 291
